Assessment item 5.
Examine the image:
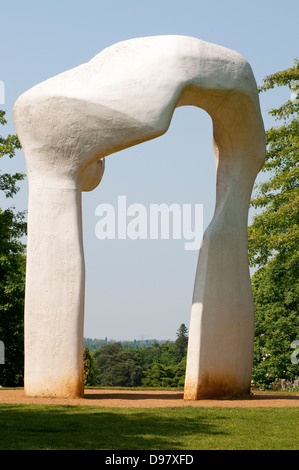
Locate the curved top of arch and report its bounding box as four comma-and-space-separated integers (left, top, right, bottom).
13, 35, 265, 188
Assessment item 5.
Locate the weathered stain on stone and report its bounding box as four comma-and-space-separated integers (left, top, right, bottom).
184, 372, 251, 400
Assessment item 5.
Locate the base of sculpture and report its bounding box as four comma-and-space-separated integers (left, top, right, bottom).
24, 378, 84, 399
184, 380, 251, 400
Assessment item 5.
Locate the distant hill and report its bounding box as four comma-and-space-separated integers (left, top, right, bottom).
84, 337, 172, 351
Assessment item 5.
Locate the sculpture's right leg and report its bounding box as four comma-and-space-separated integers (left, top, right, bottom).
183, 91, 265, 399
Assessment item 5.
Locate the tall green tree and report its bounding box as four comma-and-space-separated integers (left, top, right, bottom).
0, 110, 26, 386
174, 323, 188, 363
95, 343, 143, 387
141, 358, 186, 388
83, 346, 98, 386
248, 60, 299, 389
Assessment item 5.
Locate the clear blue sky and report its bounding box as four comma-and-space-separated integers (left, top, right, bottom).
1, 0, 298, 341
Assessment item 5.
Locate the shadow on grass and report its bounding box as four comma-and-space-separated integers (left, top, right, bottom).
0, 405, 225, 450
85, 390, 299, 402
86, 391, 184, 400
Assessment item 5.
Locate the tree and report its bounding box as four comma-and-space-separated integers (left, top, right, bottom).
140, 326, 188, 388
83, 346, 98, 386
174, 323, 188, 363
95, 343, 143, 387
248, 60, 299, 389
0, 111, 23, 196
0, 110, 26, 386
141, 359, 186, 388
142, 362, 173, 388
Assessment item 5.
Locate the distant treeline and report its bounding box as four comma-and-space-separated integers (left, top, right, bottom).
83, 324, 188, 388
84, 337, 169, 352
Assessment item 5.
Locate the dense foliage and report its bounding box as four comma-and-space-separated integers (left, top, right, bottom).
85, 324, 189, 388
0, 110, 26, 386
248, 60, 299, 390
83, 346, 97, 386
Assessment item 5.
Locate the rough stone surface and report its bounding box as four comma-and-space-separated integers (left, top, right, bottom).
13, 35, 265, 399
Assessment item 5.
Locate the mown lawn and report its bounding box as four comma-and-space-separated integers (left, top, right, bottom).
0, 404, 298, 450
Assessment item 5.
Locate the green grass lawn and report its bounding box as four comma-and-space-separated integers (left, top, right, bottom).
0, 404, 298, 450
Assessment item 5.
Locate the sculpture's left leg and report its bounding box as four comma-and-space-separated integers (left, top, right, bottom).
24, 179, 85, 397
13, 97, 105, 398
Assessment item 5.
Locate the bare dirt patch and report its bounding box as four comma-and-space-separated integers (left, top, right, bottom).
1, 388, 299, 408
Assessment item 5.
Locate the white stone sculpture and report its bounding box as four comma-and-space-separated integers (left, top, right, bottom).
13, 35, 265, 398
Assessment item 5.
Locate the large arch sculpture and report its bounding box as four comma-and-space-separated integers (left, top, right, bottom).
13, 35, 265, 399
